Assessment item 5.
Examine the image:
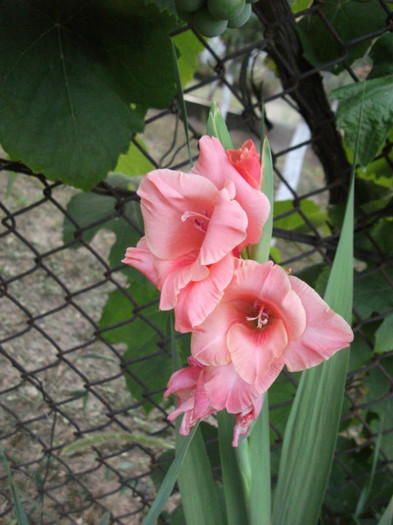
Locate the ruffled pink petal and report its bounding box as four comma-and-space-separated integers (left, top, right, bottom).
228, 261, 306, 341
232, 395, 263, 446
191, 301, 237, 366
281, 276, 354, 371
194, 136, 270, 249
156, 254, 208, 311
165, 359, 215, 435
202, 363, 262, 413
164, 364, 201, 399
174, 255, 235, 333
122, 237, 159, 288
200, 182, 248, 265
138, 170, 218, 260
227, 318, 288, 387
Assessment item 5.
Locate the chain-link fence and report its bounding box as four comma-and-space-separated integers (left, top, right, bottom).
1, 1, 393, 523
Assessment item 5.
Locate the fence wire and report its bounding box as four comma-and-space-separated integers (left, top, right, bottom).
1, 1, 393, 523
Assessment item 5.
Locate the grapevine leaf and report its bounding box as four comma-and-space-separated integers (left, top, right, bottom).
0, 0, 178, 189
353, 267, 393, 318
290, 0, 312, 14
369, 33, 393, 79
297, 0, 386, 74
333, 75, 393, 166
114, 138, 155, 178
173, 31, 204, 88
99, 284, 172, 413
274, 199, 326, 233
63, 176, 144, 278
374, 315, 393, 354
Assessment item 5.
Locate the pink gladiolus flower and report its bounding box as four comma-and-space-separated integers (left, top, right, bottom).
164, 357, 273, 446
191, 260, 354, 390
193, 136, 270, 254
122, 169, 249, 332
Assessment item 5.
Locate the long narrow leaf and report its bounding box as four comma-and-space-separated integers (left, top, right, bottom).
248, 392, 271, 525
177, 428, 225, 525
207, 102, 233, 150
143, 425, 199, 525
377, 495, 393, 525
250, 137, 274, 263
354, 415, 384, 519
245, 129, 275, 525
217, 411, 249, 525
272, 173, 354, 525
0, 443, 30, 525
171, 40, 193, 168
170, 316, 224, 525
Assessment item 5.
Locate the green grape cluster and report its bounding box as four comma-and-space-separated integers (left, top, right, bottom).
175, 0, 257, 37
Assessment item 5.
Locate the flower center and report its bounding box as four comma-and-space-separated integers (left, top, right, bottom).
246, 301, 270, 329
181, 210, 210, 233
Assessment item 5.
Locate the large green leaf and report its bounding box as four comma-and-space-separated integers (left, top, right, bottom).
63, 176, 144, 278
173, 31, 205, 88
272, 175, 354, 525
273, 198, 326, 233
297, 0, 386, 74
333, 75, 393, 166
114, 138, 155, 177
353, 267, 393, 318
375, 315, 393, 354
0, 0, 178, 189
99, 284, 172, 412
369, 33, 393, 79
290, 0, 312, 14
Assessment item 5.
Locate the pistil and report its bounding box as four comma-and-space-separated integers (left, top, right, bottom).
181, 210, 210, 232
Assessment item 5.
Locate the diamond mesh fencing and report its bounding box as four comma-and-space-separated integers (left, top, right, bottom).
1, 1, 393, 523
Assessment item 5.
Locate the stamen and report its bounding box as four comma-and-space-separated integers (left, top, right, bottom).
246, 302, 269, 329
181, 210, 210, 232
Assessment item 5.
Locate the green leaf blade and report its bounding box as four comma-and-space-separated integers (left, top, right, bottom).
248, 393, 271, 525
177, 427, 225, 525
272, 175, 354, 525
143, 425, 199, 525
217, 411, 249, 525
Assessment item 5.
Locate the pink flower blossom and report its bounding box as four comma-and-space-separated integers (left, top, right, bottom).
193, 136, 270, 254
164, 357, 272, 446
123, 169, 249, 332
191, 260, 353, 390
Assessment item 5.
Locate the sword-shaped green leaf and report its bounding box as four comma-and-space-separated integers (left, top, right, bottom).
142, 425, 199, 525
177, 427, 225, 525
272, 173, 354, 525
248, 392, 272, 525
377, 495, 393, 525
207, 102, 234, 150
217, 411, 249, 525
